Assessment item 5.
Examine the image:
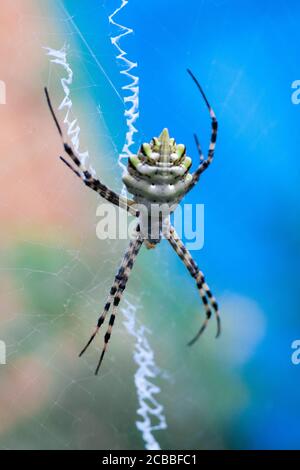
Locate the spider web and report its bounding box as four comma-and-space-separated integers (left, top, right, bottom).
0, 0, 268, 451
1, 0, 170, 450
45, 0, 167, 450
44, 2, 167, 449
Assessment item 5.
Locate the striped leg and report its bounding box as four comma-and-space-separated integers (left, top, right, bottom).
44, 88, 138, 217
79, 226, 143, 362
185, 69, 218, 192
167, 226, 220, 343
95, 234, 144, 374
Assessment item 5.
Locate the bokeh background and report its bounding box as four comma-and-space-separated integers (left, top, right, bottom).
1, 0, 300, 450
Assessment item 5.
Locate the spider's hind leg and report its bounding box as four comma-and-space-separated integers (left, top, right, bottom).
79, 226, 143, 374
94, 233, 143, 374
166, 226, 220, 343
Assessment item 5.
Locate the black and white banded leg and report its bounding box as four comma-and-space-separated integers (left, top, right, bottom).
167, 226, 220, 344
44, 87, 138, 217
95, 236, 143, 374
186, 69, 218, 192
79, 225, 144, 374
77, 241, 136, 357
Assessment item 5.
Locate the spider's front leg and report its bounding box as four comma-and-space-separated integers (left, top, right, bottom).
185, 69, 218, 194
79, 224, 144, 374
44, 88, 138, 217
165, 225, 220, 343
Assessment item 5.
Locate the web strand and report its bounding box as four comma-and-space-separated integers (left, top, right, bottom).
108, 0, 168, 450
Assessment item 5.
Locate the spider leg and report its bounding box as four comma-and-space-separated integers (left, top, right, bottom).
44, 87, 138, 217
185, 69, 218, 192
166, 225, 220, 343
79, 226, 142, 359
95, 233, 144, 375
193, 133, 205, 162
59, 156, 133, 212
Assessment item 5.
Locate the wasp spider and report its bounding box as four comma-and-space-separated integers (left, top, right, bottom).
45, 69, 220, 375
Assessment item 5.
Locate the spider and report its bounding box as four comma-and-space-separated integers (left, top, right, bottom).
45, 69, 220, 375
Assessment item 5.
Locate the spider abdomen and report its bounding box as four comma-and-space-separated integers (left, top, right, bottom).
122, 128, 193, 203
122, 169, 192, 203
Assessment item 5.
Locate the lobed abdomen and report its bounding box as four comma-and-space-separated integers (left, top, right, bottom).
122, 168, 192, 203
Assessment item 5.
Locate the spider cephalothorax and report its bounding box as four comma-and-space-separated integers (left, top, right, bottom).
45, 69, 220, 375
